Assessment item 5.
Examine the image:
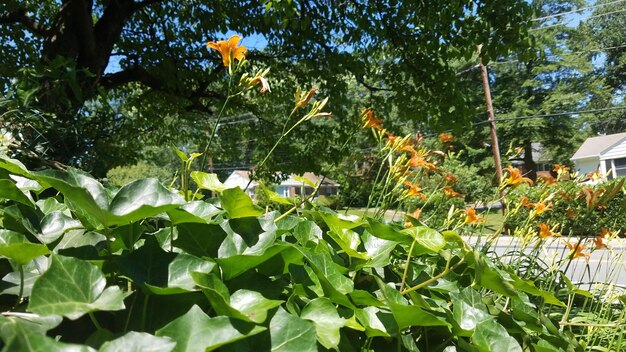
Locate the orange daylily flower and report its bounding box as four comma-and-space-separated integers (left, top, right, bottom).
464, 208, 485, 224
442, 186, 464, 198
519, 196, 533, 208
594, 236, 608, 250
537, 223, 559, 238
594, 227, 612, 250
384, 132, 400, 146
439, 132, 455, 143
553, 164, 570, 173
249, 76, 271, 94
580, 187, 606, 209
296, 87, 317, 108
404, 181, 426, 200
361, 108, 383, 131
206, 35, 247, 67
563, 241, 590, 260
443, 173, 458, 184
504, 166, 533, 187
533, 201, 552, 215
538, 174, 557, 185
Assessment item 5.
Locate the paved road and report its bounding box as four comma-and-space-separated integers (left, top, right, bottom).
465, 235, 626, 291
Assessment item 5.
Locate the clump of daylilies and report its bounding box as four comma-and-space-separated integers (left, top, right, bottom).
359, 108, 466, 223
201, 35, 331, 181
501, 161, 623, 261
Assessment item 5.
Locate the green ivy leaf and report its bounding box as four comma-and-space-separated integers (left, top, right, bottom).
167, 201, 223, 225
173, 223, 228, 258
376, 277, 450, 329
0, 154, 32, 178
194, 273, 282, 324
471, 319, 523, 352
99, 331, 176, 352
219, 188, 264, 219
39, 211, 83, 244
0, 179, 35, 207
401, 226, 445, 254
269, 307, 317, 352
217, 244, 290, 280
28, 255, 125, 319
190, 171, 228, 193
0, 230, 50, 265
156, 305, 265, 352
1, 320, 95, 351
108, 178, 185, 226
364, 218, 411, 243
300, 298, 346, 349
33, 169, 110, 228
451, 288, 493, 333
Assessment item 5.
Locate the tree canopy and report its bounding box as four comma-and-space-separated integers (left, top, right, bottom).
1, 0, 534, 175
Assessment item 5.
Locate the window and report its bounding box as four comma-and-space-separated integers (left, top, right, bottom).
614, 158, 626, 177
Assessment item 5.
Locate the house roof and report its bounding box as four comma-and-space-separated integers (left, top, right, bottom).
224, 170, 340, 188
571, 132, 626, 160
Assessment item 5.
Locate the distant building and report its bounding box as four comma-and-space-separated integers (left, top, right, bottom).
223, 170, 340, 198
509, 142, 553, 175
571, 132, 626, 179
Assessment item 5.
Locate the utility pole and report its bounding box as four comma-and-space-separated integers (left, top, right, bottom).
477, 45, 505, 212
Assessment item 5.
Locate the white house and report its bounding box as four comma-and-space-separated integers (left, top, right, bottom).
223, 170, 340, 199
571, 132, 626, 179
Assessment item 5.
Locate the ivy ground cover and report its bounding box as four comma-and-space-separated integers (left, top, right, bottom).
0, 155, 585, 351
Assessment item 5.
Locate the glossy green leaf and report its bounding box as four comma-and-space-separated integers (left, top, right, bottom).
118, 237, 177, 289
0, 312, 63, 337
269, 307, 317, 352
0, 179, 34, 207
33, 169, 110, 228
167, 201, 223, 224
28, 254, 125, 319
219, 187, 264, 219
156, 305, 265, 352
0, 229, 50, 265
354, 306, 397, 337
166, 253, 215, 291
451, 288, 493, 333
194, 273, 282, 324
300, 297, 346, 349
471, 319, 523, 352
173, 223, 228, 258
217, 244, 290, 280
361, 230, 397, 268
39, 211, 83, 244
0, 155, 31, 177
190, 171, 228, 193
364, 218, 411, 243
401, 226, 445, 254
377, 277, 450, 329
0, 318, 95, 351
510, 274, 565, 307
108, 178, 185, 225
292, 220, 322, 244
99, 331, 176, 352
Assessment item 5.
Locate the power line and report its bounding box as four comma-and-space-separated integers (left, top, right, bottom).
530, 7, 626, 32
473, 106, 626, 126
531, 0, 626, 22
491, 43, 626, 65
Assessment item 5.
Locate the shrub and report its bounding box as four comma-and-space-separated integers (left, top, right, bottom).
106, 162, 174, 187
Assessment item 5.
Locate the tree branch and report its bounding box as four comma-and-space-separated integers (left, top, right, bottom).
101, 66, 163, 90
0, 9, 49, 36
132, 0, 166, 11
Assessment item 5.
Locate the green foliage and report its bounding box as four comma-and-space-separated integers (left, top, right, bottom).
504, 177, 626, 236
0, 155, 593, 351
106, 162, 174, 188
